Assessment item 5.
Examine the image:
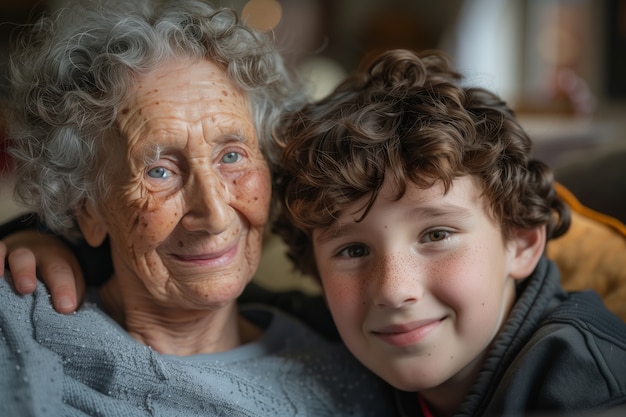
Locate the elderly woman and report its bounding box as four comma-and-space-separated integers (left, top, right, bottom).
0, 0, 394, 415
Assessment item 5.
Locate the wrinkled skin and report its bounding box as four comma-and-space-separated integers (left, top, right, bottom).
76, 58, 270, 354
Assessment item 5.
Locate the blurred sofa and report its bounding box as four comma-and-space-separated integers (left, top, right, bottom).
547, 142, 626, 321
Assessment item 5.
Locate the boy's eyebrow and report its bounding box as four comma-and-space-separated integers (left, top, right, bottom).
315, 204, 474, 245
315, 222, 353, 246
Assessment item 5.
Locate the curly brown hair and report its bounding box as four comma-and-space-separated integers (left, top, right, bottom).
273, 49, 570, 279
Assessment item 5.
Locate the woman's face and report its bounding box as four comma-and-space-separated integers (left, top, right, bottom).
81, 58, 271, 310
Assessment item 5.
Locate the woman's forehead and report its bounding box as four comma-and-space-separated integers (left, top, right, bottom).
115, 59, 254, 147
121, 59, 248, 114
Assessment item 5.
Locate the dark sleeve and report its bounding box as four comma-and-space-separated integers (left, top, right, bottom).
239, 282, 340, 342
0, 213, 113, 286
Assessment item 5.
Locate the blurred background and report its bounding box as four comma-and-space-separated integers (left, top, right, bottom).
1, 0, 625, 292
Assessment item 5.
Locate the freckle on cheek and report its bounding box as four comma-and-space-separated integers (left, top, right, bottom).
178, 241, 184, 247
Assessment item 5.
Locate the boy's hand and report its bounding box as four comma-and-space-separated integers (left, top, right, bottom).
0, 230, 85, 314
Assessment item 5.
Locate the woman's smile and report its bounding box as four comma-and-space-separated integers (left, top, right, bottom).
170, 240, 240, 267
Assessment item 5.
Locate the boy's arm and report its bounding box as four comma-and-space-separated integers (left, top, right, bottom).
0, 213, 113, 313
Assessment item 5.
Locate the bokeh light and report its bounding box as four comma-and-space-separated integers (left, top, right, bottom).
242, 0, 282, 32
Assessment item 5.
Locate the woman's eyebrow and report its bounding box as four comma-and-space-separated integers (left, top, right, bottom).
216, 132, 248, 143
142, 143, 163, 165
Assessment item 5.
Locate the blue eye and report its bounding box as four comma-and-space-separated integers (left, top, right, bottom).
339, 245, 369, 258
222, 151, 241, 164
147, 166, 169, 179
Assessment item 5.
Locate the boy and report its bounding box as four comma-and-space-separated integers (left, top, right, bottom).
274, 49, 626, 416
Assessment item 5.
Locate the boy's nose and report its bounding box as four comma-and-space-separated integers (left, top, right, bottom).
370, 253, 424, 308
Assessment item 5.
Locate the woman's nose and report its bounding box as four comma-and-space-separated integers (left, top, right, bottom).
180, 170, 232, 234
370, 253, 424, 308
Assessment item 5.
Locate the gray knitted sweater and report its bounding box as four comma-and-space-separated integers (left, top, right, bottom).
0, 278, 395, 416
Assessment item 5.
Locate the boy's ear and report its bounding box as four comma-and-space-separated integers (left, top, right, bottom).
76, 200, 108, 248
509, 225, 546, 280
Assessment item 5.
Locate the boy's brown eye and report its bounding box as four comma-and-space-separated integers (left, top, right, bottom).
339, 244, 369, 258
427, 230, 448, 241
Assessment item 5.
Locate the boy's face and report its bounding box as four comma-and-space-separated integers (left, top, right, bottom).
313, 175, 540, 394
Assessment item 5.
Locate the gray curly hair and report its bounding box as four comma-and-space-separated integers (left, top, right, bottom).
6, 0, 303, 238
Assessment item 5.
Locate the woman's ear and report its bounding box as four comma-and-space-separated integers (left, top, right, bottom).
509, 225, 547, 280
76, 201, 108, 247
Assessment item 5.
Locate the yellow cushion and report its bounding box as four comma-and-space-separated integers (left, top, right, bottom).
547, 183, 626, 321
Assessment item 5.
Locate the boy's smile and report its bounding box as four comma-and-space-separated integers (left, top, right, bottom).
313, 175, 537, 405
371, 317, 444, 347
